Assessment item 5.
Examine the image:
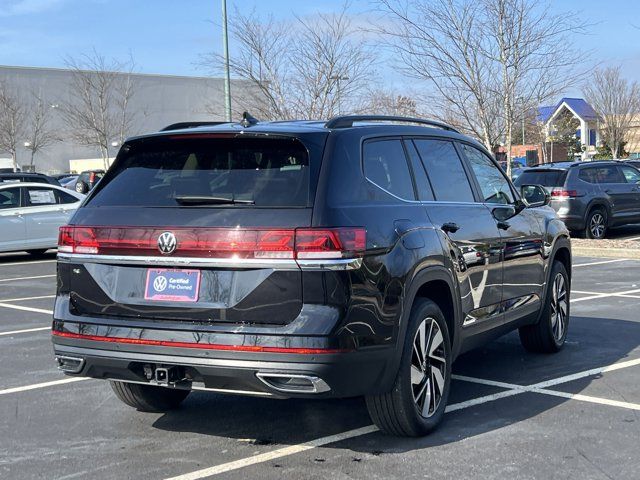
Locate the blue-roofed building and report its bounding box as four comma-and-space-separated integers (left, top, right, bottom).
538, 98, 601, 160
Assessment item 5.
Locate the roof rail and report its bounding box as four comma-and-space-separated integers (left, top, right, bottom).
160, 121, 226, 132
324, 115, 459, 132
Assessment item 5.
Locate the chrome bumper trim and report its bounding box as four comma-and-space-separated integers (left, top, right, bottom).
57, 253, 362, 271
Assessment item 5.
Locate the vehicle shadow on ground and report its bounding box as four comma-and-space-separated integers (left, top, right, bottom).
152, 315, 639, 454
0, 250, 56, 263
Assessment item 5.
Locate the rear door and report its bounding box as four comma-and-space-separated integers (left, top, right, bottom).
62, 133, 326, 325
0, 187, 26, 252
23, 186, 70, 248
594, 165, 629, 222
618, 165, 640, 222
410, 138, 504, 328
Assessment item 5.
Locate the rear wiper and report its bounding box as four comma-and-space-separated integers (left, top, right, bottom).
173, 195, 255, 205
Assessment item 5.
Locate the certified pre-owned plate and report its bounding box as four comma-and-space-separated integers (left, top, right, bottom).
144, 269, 201, 302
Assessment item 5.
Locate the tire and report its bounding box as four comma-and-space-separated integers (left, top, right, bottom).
519, 260, 570, 353
584, 207, 607, 239
110, 381, 190, 412
27, 249, 48, 256
75, 182, 88, 194
365, 299, 452, 437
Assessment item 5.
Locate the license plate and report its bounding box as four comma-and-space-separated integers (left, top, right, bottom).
144, 269, 201, 302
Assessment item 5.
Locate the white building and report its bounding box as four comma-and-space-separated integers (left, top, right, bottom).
538, 97, 600, 160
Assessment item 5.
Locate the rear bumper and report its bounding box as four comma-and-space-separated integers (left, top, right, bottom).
51, 326, 393, 399
556, 213, 585, 231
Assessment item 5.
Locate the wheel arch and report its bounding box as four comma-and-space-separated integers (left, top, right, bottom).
378, 265, 462, 393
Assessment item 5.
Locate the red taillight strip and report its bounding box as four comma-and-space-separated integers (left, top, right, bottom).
52, 330, 348, 354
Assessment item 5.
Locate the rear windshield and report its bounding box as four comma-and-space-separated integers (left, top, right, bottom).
87, 136, 312, 208
514, 170, 567, 187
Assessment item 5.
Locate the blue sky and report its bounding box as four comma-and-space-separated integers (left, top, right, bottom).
1, 0, 640, 90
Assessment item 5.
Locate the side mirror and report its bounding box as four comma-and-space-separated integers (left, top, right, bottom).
520, 184, 550, 207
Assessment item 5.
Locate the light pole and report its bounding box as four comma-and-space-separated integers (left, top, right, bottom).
222, 0, 232, 122
330, 75, 349, 115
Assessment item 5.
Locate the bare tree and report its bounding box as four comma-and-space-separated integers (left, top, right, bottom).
357, 88, 420, 116
375, 0, 504, 150
584, 66, 640, 159
482, 0, 587, 176
24, 91, 60, 169
377, 0, 586, 176
201, 4, 373, 120
60, 51, 137, 169
0, 81, 26, 171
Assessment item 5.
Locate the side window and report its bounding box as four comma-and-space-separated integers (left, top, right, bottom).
620, 166, 640, 184
462, 144, 514, 204
413, 139, 475, 202
0, 188, 21, 209
56, 190, 80, 204
363, 139, 415, 200
582, 166, 624, 184
579, 168, 598, 184
404, 140, 434, 201
26, 187, 58, 206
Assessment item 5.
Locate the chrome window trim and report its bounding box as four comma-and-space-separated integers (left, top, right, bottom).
57, 253, 363, 271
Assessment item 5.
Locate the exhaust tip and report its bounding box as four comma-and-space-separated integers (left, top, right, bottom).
55, 355, 85, 374
256, 373, 330, 394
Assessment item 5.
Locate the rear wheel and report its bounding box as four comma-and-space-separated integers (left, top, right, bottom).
365, 299, 451, 437
519, 260, 570, 353
110, 381, 190, 412
585, 208, 607, 239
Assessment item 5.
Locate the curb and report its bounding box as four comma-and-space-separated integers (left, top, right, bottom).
572, 246, 640, 260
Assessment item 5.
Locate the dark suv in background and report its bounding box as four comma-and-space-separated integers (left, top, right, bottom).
514, 160, 640, 239
52, 115, 571, 437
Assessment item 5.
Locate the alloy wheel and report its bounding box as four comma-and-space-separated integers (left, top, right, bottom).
589, 213, 605, 238
411, 317, 446, 418
550, 272, 568, 342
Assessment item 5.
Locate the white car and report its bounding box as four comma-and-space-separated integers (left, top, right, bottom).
0, 182, 85, 255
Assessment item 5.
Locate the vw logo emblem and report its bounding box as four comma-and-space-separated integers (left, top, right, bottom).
158, 232, 177, 255
153, 275, 168, 292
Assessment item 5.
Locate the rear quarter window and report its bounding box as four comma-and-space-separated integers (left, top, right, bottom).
87, 136, 314, 208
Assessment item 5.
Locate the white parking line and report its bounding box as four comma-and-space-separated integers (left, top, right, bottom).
0, 377, 88, 396
165, 358, 640, 480
0, 294, 55, 303
534, 389, 640, 411
0, 259, 56, 267
0, 303, 53, 315
0, 274, 56, 283
0, 326, 50, 336
572, 259, 629, 268
571, 287, 640, 303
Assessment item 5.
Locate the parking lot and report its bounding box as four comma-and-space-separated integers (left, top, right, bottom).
0, 252, 638, 480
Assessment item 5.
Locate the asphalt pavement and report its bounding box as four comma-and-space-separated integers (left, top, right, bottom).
0, 252, 638, 480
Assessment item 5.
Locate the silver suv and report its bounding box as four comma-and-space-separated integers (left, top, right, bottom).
514, 161, 640, 239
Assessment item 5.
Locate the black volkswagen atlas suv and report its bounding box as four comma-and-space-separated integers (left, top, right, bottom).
52, 115, 571, 437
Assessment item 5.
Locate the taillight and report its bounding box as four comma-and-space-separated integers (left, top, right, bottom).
57, 226, 366, 259
88, 172, 96, 184
551, 189, 579, 198
295, 228, 366, 259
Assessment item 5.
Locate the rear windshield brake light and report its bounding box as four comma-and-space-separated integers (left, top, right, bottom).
58, 226, 366, 259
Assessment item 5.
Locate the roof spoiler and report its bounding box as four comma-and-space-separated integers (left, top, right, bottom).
160, 121, 227, 132
325, 115, 459, 132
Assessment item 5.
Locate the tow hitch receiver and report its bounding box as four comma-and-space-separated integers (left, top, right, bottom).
143, 364, 185, 386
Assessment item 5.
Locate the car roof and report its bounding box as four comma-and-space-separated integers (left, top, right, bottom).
0, 172, 48, 177
125, 117, 490, 155
526, 160, 625, 171
0, 181, 82, 193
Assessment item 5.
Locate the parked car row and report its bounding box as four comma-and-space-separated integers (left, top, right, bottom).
0, 170, 104, 194
0, 183, 85, 254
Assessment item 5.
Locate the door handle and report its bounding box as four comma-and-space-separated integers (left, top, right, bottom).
497, 221, 510, 230
441, 222, 460, 233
